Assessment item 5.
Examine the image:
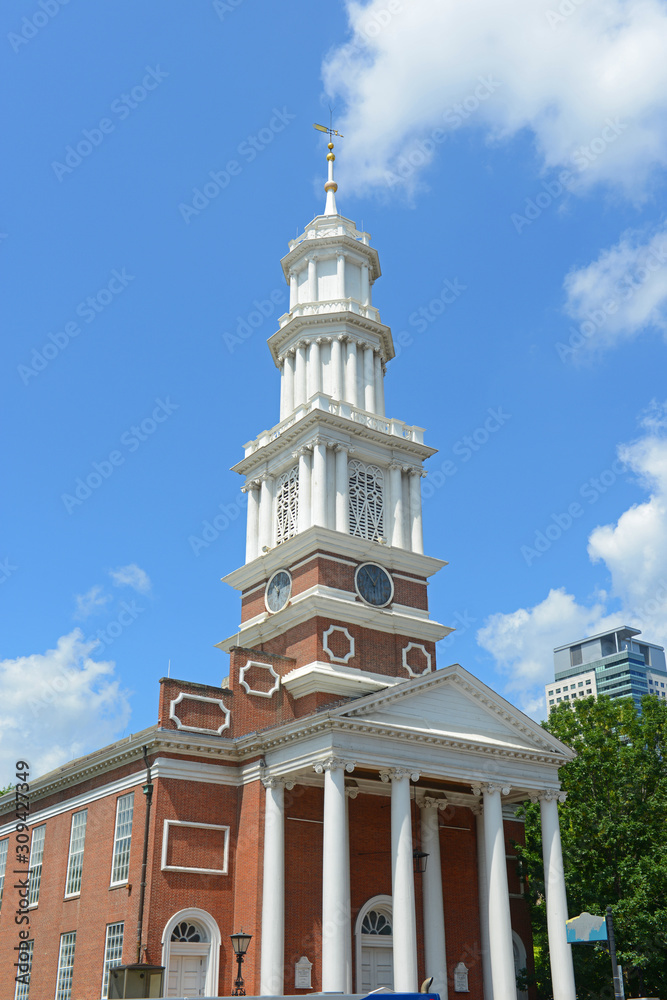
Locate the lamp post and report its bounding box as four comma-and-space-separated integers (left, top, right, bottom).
230, 930, 252, 996
413, 847, 429, 874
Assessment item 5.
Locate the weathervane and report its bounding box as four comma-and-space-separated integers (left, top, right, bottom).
313, 113, 342, 216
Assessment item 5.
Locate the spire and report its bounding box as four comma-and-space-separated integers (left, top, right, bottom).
324, 141, 338, 216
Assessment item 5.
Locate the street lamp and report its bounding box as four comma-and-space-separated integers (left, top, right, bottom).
230, 930, 252, 996
413, 847, 429, 874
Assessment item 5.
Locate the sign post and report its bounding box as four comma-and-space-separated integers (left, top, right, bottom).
606, 906, 625, 1000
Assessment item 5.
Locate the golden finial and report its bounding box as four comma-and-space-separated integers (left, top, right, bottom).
313, 123, 343, 216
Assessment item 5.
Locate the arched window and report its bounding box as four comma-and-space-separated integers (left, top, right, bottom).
276, 465, 299, 543
348, 460, 384, 541
161, 908, 221, 999
356, 896, 393, 993
170, 921, 207, 943
361, 910, 392, 935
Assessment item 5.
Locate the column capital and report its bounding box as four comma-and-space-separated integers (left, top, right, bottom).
472, 782, 511, 797
262, 775, 296, 790
333, 443, 348, 454
293, 445, 312, 459
297, 339, 309, 350
286, 347, 296, 358
258, 471, 274, 483
380, 767, 420, 783
277, 355, 285, 366
418, 794, 448, 810
529, 788, 567, 804
314, 757, 356, 774
241, 479, 260, 493
389, 461, 404, 472
345, 787, 360, 799
316, 336, 332, 345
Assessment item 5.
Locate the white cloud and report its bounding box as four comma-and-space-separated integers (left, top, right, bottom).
74, 583, 111, 620
323, 0, 667, 198
0, 631, 131, 785
109, 563, 151, 594
477, 405, 667, 715
562, 226, 667, 353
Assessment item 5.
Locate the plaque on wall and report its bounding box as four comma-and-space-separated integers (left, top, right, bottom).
295, 956, 313, 989
454, 962, 469, 992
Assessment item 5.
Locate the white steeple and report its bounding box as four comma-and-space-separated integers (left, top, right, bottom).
230, 145, 437, 566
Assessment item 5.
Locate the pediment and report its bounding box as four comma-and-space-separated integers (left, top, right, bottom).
335, 664, 573, 759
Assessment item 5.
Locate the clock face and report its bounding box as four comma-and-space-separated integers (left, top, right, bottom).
355, 563, 393, 608
265, 570, 292, 613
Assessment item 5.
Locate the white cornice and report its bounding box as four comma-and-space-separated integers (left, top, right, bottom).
222, 525, 447, 592
268, 311, 392, 366
282, 660, 402, 699
216, 588, 451, 652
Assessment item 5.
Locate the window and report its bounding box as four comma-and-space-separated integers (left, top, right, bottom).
564, 694, 569, 700
27, 826, 45, 907
601, 634, 616, 657
637, 643, 650, 665
275, 464, 299, 544
549, 699, 554, 705
0, 839, 7, 911
55, 932, 76, 1000
557, 698, 561, 703
548, 689, 553, 696
110, 794, 134, 885
578, 681, 584, 687
586, 679, 592, 685
14, 939, 33, 1000
570, 644, 583, 666
65, 811, 87, 897
555, 688, 561, 693
102, 922, 124, 998
348, 460, 384, 542
361, 909, 392, 935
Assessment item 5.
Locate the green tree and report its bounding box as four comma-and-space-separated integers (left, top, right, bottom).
517, 694, 667, 999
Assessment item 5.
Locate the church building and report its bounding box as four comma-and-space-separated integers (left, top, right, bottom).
0, 144, 577, 1000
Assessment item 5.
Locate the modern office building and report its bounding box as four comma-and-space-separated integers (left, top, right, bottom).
546, 626, 667, 713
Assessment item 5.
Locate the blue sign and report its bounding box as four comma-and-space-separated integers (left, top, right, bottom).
566, 911, 608, 943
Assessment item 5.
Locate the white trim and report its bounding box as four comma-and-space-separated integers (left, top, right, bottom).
323, 625, 355, 664
282, 661, 400, 699
242, 580, 266, 598
161, 907, 221, 998
355, 894, 393, 993
401, 642, 432, 678
239, 660, 281, 699
289, 550, 357, 571
161, 820, 230, 874
169, 692, 231, 735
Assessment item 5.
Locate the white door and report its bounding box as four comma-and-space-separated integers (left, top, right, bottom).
361, 945, 394, 991
167, 954, 207, 997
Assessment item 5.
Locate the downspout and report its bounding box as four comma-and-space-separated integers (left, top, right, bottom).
136, 745, 154, 963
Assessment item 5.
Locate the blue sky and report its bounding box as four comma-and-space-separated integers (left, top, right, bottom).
3, 0, 667, 782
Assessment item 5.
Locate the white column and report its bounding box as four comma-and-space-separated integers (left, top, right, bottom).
283, 351, 295, 415
297, 448, 311, 533
420, 797, 448, 999
474, 806, 494, 1000
389, 463, 405, 549
259, 474, 274, 551
363, 344, 375, 412
315, 757, 355, 993
260, 776, 293, 995
475, 783, 516, 1000
361, 262, 370, 306
409, 468, 424, 555
289, 272, 297, 310
345, 787, 359, 993
312, 439, 327, 527
243, 480, 260, 562
535, 791, 576, 1000
375, 353, 385, 416
345, 339, 358, 408
295, 342, 307, 406
308, 339, 321, 398
337, 253, 346, 300
331, 337, 344, 401
382, 768, 419, 992
335, 445, 349, 534
308, 258, 317, 302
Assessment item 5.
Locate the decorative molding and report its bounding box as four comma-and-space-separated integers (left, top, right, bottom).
313, 757, 356, 774
169, 692, 231, 736
239, 660, 281, 699
418, 794, 448, 810
161, 819, 230, 875
282, 660, 400, 700
262, 775, 296, 790
346, 787, 360, 799
401, 642, 432, 678
379, 768, 420, 783
323, 625, 355, 664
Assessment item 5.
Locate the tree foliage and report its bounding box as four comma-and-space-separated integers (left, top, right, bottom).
517, 694, 667, 999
